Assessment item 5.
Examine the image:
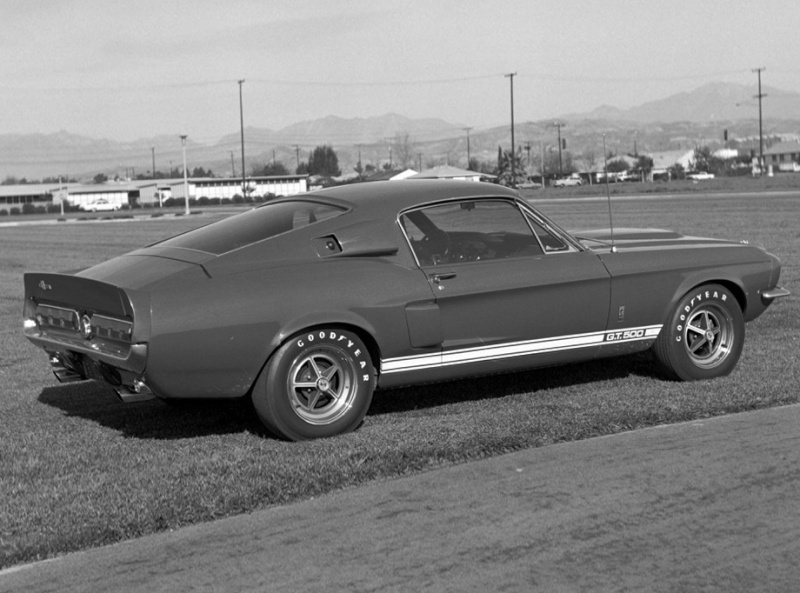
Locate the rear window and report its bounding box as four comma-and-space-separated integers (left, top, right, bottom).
156, 200, 345, 254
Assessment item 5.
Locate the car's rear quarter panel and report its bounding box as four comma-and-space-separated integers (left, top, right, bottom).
143, 257, 433, 399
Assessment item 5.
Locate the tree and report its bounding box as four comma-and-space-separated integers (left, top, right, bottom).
93, 173, 108, 184
191, 166, 213, 178
692, 147, 726, 176
540, 149, 575, 178
667, 162, 686, 180
307, 145, 341, 177
582, 149, 598, 177
391, 132, 416, 169
605, 158, 629, 173
253, 161, 289, 176
495, 147, 527, 187
633, 155, 654, 180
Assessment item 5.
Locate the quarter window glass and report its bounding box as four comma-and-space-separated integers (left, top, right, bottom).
401, 200, 544, 266
525, 216, 569, 252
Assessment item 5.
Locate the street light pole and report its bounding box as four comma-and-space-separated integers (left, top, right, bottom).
238, 79, 246, 196
180, 135, 189, 215
552, 122, 566, 177
505, 73, 517, 186
463, 127, 473, 168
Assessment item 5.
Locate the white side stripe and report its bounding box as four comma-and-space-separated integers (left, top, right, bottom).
381, 325, 662, 374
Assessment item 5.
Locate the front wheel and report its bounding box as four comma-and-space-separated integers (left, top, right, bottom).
653, 284, 744, 381
252, 329, 375, 441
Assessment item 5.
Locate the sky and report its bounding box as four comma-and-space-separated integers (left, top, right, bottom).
2, 0, 800, 143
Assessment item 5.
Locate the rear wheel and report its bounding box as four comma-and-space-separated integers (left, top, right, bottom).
252, 329, 375, 441
654, 284, 744, 380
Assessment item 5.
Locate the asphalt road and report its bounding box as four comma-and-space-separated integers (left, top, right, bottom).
3, 404, 799, 593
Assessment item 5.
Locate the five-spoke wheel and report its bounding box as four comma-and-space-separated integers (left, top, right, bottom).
654, 283, 744, 380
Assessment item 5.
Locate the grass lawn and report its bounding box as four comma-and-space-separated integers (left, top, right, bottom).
1, 191, 797, 570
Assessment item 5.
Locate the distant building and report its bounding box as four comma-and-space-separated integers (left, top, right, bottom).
408, 166, 495, 182
365, 169, 418, 182
0, 174, 308, 213
0, 183, 65, 211
764, 141, 800, 172
648, 150, 696, 179
165, 175, 308, 204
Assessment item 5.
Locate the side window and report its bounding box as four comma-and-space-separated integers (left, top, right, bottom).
401, 200, 544, 266
525, 215, 569, 252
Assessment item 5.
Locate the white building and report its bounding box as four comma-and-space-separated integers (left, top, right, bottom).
164, 175, 308, 204
409, 166, 494, 182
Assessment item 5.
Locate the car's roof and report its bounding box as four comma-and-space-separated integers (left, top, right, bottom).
296, 180, 520, 215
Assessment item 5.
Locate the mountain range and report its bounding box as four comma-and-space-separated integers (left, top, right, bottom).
2, 82, 799, 182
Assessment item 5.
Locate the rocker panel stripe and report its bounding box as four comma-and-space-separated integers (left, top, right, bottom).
381, 325, 662, 374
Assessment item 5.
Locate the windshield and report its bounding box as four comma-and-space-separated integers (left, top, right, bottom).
155, 200, 346, 255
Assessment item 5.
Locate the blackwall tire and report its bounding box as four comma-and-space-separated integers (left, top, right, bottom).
252, 329, 375, 441
654, 284, 744, 381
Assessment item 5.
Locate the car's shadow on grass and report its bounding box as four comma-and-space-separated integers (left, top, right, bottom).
38, 381, 267, 439
37, 352, 660, 439
368, 351, 659, 416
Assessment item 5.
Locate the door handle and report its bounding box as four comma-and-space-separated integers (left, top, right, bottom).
431, 272, 457, 284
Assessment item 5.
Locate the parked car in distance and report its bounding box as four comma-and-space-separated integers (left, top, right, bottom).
596, 171, 623, 183
615, 171, 637, 182
23, 180, 789, 440
688, 171, 715, 181
81, 198, 121, 212
553, 174, 583, 187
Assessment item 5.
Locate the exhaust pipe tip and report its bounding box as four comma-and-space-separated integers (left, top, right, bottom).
114, 379, 156, 403
53, 368, 85, 384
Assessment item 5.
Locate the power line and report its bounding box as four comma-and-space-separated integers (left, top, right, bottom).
5, 67, 784, 94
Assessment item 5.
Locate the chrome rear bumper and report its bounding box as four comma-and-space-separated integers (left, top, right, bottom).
761, 286, 791, 303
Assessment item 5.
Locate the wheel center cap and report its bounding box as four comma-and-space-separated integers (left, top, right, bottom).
316, 377, 330, 391
705, 330, 715, 342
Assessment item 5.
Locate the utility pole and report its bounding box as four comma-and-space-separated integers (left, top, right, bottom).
552, 122, 566, 176
151, 146, 156, 180
180, 135, 189, 215
294, 145, 301, 171
238, 79, 246, 196
753, 67, 766, 174
230, 151, 235, 177
463, 127, 473, 168
383, 137, 393, 170
505, 72, 517, 185
540, 142, 545, 188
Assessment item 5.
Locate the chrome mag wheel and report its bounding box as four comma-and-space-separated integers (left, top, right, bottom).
681, 304, 734, 369
288, 347, 358, 425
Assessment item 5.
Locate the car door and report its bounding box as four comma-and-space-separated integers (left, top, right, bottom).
397, 198, 611, 382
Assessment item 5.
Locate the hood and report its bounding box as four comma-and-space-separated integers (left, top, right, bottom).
572, 227, 740, 251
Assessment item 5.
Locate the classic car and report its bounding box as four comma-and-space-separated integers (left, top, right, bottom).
688, 171, 716, 181
80, 198, 121, 212
23, 180, 789, 440
553, 174, 583, 187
